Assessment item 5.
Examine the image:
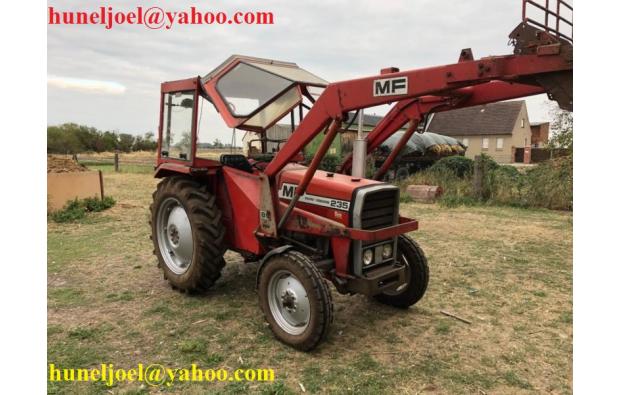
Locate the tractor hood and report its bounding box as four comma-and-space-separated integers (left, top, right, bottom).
276, 164, 385, 226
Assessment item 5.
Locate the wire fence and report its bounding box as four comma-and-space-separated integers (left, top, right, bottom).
75, 148, 244, 172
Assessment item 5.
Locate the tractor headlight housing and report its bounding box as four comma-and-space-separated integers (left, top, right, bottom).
382, 243, 393, 259
362, 249, 374, 266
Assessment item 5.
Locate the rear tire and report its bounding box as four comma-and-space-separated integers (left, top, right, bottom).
258, 251, 333, 351
150, 176, 226, 293
374, 235, 429, 308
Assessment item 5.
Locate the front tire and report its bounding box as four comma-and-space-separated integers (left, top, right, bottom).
150, 176, 226, 293
374, 235, 429, 308
258, 251, 333, 351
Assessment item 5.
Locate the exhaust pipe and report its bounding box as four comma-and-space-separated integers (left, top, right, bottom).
351, 109, 367, 178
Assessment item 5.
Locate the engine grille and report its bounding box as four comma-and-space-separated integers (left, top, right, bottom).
361, 189, 398, 230
350, 184, 400, 276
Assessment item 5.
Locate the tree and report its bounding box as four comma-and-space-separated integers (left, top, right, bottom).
143, 132, 158, 151
101, 131, 119, 152
133, 135, 145, 150
47, 124, 158, 153
133, 132, 157, 151
175, 132, 192, 150
118, 133, 134, 152
47, 125, 82, 154
548, 108, 573, 150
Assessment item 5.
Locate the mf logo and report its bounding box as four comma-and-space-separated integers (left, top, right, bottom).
373, 76, 408, 97
281, 184, 296, 199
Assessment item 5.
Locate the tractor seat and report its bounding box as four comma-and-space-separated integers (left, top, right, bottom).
220, 154, 253, 173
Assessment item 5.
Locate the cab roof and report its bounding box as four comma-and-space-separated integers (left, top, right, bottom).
201, 55, 328, 87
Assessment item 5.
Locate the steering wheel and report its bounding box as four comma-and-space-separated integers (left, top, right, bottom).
250, 159, 265, 171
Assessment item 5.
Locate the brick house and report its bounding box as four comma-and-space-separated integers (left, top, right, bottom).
530, 121, 550, 147
425, 101, 532, 163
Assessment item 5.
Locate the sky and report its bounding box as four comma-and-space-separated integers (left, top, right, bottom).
47, 0, 559, 144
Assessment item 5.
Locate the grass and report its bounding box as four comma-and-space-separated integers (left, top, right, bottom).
47, 172, 573, 394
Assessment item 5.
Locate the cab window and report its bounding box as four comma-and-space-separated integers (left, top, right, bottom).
217, 62, 292, 117
161, 91, 194, 160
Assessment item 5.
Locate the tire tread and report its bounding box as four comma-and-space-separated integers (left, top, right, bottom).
258, 250, 333, 351
149, 176, 226, 293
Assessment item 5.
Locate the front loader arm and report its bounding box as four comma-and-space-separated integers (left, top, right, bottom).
265, 51, 571, 178
339, 81, 546, 174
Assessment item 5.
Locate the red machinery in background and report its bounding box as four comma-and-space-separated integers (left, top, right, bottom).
150, 1, 572, 350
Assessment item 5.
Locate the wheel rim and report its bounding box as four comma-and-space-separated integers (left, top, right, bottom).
384, 251, 410, 296
267, 270, 310, 335
156, 197, 193, 275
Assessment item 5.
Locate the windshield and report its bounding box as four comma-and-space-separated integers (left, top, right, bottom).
216, 62, 293, 117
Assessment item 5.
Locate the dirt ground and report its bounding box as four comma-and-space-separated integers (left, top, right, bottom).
47, 172, 572, 394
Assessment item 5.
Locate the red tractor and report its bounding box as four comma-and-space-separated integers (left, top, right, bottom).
150, 1, 572, 350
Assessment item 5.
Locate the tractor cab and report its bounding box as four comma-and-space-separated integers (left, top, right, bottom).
156, 55, 327, 173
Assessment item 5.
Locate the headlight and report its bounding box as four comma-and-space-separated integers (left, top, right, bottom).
362, 249, 374, 266
382, 243, 393, 259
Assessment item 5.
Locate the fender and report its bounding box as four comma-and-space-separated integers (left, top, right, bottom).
255, 245, 294, 289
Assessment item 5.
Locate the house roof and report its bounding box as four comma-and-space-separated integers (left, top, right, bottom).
426, 101, 525, 136
530, 121, 550, 127
345, 112, 386, 128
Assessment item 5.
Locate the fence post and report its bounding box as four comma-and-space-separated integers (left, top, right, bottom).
473, 155, 483, 200
114, 151, 120, 172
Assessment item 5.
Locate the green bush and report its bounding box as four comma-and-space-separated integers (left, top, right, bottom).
304, 153, 340, 173
523, 156, 572, 210
50, 200, 87, 222
487, 165, 526, 206
399, 155, 572, 210
84, 196, 116, 212
365, 159, 377, 179
478, 153, 500, 172
49, 196, 116, 223
320, 154, 340, 172
430, 156, 474, 178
